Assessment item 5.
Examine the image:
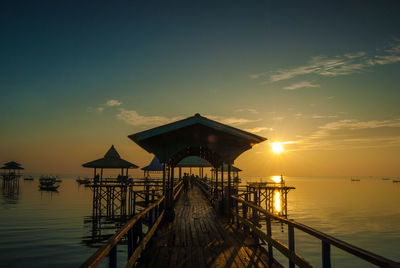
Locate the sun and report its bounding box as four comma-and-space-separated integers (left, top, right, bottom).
271, 142, 284, 154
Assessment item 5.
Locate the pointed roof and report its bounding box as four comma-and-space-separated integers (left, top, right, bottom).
82, 145, 139, 169
177, 156, 213, 167
5, 161, 21, 166
1, 161, 24, 170
141, 156, 163, 171
129, 113, 267, 165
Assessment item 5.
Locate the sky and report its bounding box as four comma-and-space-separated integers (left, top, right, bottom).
1, 0, 400, 177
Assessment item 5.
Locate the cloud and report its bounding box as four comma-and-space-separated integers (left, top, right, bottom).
244, 127, 274, 133
283, 81, 320, 90
293, 118, 400, 151
206, 115, 260, 125
312, 114, 338, 119
116, 110, 260, 127
250, 39, 400, 82
97, 107, 104, 112
106, 99, 122, 107
116, 109, 183, 126
235, 108, 258, 114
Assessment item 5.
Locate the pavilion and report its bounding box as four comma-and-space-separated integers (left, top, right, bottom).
129, 113, 266, 218
1, 161, 24, 179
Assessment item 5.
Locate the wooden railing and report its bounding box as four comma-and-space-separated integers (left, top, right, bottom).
231, 196, 400, 268
81, 180, 183, 268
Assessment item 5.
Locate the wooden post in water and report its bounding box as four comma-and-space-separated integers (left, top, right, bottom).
227, 163, 231, 214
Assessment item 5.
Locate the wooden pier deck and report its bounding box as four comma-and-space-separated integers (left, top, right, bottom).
137, 186, 281, 268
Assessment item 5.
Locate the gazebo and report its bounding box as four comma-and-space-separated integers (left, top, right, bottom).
1, 161, 24, 179
129, 113, 266, 218
82, 145, 139, 217
141, 156, 163, 177
82, 145, 138, 179
176, 155, 213, 178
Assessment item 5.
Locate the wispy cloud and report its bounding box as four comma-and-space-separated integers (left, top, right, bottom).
293, 118, 400, 151
312, 114, 338, 119
244, 127, 274, 133
283, 81, 320, 90
106, 99, 122, 107
116, 109, 183, 126
251, 39, 400, 82
116, 110, 259, 127
235, 108, 258, 114
97, 107, 104, 112
206, 115, 260, 125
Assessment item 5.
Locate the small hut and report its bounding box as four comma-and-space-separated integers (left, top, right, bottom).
82, 145, 139, 217
176, 156, 212, 178
1, 161, 24, 180
141, 156, 163, 177
82, 145, 138, 180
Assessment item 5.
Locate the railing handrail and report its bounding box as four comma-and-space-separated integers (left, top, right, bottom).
231, 195, 400, 268
80, 196, 165, 268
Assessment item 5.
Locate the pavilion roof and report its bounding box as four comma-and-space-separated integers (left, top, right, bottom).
1, 161, 24, 170
177, 156, 212, 167
141, 156, 163, 171
128, 113, 267, 166
82, 145, 139, 169
5, 161, 21, 166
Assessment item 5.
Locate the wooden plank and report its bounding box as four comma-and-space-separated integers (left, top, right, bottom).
126, 211, 165, 268
233, 211, 313, 268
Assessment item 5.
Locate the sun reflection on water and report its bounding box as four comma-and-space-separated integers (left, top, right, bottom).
274, 191, 281, 213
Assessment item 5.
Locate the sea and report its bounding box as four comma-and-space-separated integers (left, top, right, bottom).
0, 176, 399, 268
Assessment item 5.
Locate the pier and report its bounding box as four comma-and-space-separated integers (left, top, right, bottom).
80, 114, 400, 268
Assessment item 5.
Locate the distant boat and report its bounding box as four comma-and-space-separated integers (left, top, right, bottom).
76, 177, 90, 185
393, 179, 400, 183
382, 177, 390, 180
39, 176, 60, 191
24, 176, 34, 181
39, 184, 60, 191
351, 178, 360, 181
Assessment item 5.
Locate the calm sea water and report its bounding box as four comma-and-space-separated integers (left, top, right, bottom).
0, 176, 399, 267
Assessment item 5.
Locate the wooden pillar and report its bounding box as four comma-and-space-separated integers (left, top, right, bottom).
228, 163, 232, 214
215, 167, 218, 198
220, 164, 224, 197
170, 166, 174, 204
162, 163, 166, 196
179, 167, 182, 180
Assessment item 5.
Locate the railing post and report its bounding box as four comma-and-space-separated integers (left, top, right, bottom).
109, 245, 117, 268
266, 217, 274, 266
322, 241, 331, 268
288, 224, 295, 268
235, 198, 239, 228
243, 192, 249, 232
128, 228, 133, 260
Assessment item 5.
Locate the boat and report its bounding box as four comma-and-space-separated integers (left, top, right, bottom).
382, 177, 390, 180
24, 176, 34, 181
76, 177, 90, 185
350, 178, 360, 181
393, 179, 400, 183
39, 176, 60, 191
39, 184, 60, 191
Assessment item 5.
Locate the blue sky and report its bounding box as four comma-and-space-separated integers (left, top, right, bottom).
1, 0, 400, 175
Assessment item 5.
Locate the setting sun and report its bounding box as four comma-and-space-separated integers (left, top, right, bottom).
271, 142, 284, 154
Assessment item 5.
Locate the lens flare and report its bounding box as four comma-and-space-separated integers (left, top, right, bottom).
274, 191, 281, 213
271, 176, 281, 183
271, 142, 284, 154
